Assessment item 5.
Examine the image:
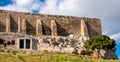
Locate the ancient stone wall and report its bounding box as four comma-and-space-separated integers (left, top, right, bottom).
0, 10, 102, 37
38, 36, 85, 54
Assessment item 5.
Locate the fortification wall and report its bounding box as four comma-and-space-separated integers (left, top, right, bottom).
0, 10, 102, 37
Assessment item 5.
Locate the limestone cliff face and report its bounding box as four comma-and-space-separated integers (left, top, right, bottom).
0, 10, 101, 37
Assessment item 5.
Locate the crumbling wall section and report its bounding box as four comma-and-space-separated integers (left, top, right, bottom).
38, 36, 86, 54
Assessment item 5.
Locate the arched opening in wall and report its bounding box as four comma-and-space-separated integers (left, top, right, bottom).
42, 22, 51, 35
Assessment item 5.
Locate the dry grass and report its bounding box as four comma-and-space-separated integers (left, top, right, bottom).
0, 51, 119, 62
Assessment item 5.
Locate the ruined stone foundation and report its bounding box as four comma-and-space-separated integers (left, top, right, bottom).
0, 10, 103, 57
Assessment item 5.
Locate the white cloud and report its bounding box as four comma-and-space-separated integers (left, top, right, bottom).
0, 4, 31, 12
40, 0, 120, 41
13, 0, 34, 7
110, 33, 120, 42
0, 0, 43, 12
40, 0, 120, 18
40, 0, 59, 14
0, 0, 120, 43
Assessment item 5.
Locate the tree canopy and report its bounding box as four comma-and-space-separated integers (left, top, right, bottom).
84, 35, 116, 51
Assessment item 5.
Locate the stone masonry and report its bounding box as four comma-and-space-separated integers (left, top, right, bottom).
0, 10, 101, 37
0, 9, 102, 52
0, 10, 104, 58
0, 10, 117, 59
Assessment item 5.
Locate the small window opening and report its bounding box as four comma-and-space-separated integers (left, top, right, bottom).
7, 41, 11, 45
0, 39, 4, 45
26, 39, 30, 49
12, 40, 15, 45
19, 39, 24, 49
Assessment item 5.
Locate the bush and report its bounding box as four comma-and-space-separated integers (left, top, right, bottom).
84, 35, 116, 51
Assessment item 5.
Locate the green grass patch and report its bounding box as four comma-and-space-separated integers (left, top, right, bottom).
0, 52, 119, 62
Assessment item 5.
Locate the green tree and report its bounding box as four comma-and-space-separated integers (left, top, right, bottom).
84, 35, 116, 56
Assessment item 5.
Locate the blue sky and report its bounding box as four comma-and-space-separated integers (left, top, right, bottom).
0, 0, 120, 59
0, 0, 13, 6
